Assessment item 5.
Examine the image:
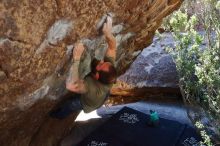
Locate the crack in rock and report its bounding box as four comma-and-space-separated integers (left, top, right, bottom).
0, 37, 30, 46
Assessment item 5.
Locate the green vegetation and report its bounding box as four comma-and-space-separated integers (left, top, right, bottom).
163, 0, 220, 145
196, 121, 213, 146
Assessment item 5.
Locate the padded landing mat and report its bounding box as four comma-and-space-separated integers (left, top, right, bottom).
77, 107, 202, 146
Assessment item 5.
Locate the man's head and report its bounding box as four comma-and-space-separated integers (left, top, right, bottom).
91, 60, 117, 84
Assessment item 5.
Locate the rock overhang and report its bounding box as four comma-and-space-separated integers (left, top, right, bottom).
0, 0, 183, 145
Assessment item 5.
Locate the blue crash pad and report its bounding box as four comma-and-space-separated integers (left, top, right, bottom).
77, 107, 202, 146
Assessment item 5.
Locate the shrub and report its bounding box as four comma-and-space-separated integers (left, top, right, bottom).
164, 0, 220, 143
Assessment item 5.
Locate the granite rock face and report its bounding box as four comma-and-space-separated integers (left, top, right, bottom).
0, 0, 182, 145
117, 33, 179, 88
111, 33, 180, 99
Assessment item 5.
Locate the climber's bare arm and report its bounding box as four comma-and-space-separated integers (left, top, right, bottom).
103, 16, 116, 60
66, 43, 88, 94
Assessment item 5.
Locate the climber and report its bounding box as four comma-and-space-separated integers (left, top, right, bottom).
50, 16, 117, 119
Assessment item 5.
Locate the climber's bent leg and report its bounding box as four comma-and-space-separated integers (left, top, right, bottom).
49, 94, 82, 119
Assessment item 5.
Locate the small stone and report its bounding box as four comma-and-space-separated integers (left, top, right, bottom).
0, 71, 7, 81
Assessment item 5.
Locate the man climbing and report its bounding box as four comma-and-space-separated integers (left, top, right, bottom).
50, 16, 117, 119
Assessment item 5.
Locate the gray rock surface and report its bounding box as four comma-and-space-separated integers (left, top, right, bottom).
118, 33, 179, 88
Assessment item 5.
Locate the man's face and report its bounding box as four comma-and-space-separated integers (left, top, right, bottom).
95, 61, 111, 72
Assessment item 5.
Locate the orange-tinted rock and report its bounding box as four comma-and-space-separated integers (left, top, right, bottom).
0, 0, 182, 145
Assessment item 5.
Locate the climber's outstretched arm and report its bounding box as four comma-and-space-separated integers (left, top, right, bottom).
66, 43, 88, 94
103, 16, 116, 60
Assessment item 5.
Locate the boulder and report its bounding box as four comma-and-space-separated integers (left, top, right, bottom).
0, 0, 182, 145
112, 33, 180, 100
117, 33, 178, 88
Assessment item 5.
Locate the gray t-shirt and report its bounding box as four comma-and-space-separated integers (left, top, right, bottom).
80, 56, 115, 113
